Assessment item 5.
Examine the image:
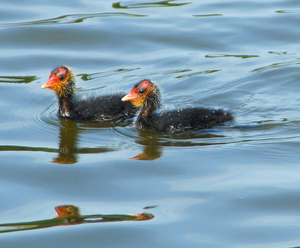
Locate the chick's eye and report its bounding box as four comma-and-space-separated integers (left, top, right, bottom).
137, 86, 147, 94
59, 76, 65, 82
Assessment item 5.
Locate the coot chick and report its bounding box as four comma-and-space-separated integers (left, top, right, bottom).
122, 80, 233, 134
42, 66, 138, 121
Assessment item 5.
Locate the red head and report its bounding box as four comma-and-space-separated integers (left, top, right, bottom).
42, 66, 74, 96
122, 80, 158, 107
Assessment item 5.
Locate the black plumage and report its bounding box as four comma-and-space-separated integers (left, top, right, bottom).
42, 66, 137, 122
59, 93, 136, 122
122, 79, 233, 134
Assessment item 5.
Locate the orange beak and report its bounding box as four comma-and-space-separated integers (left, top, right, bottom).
122, 90, 139, 102
41, 74, 59, 89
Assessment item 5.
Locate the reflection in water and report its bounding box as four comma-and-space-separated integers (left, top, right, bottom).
56, 119, 232, 161
130, 145, 162, 161
79, 68, 140, 82
0, 13, 146, 28
112, 0, 191, 9
205, 54, 259, 59
175, 69, 220, 79
0, 146, 56, 153
193, 14, 222, 17
42, 113, 233, 162
268, 51, 295, 56
0, 75, 37, 84
143, 206, 158, 210
52, 119, 79, 164
52, 118, 118, 164
56, 119, 230, 162
131, 131, 163, 160
252, 58, 300, 72
131, 129, 228, 160
0, 205, 154, 234
276, 10, 300, 14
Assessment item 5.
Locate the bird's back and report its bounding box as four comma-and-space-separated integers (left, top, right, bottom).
72, 93, 137, 122
137, 107, 233, 134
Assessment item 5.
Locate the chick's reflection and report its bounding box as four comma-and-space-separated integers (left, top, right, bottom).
0, 205, 154, 233
54, 205, 154, 224
131, 130, 163, 160
52, 118, 116, 164
52, 119, 79, 164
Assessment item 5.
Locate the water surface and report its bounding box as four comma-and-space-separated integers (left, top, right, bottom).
1, 0, 300, 247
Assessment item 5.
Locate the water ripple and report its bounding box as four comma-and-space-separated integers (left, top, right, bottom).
193, 14, 222, 17
252, 58, 300, 72
112, 1, 191, 9
0, 12, 147, 28
276, 10, 300, 14
206, 54, 260, 59
79, 68, 141, 81
0, 75, 38, 84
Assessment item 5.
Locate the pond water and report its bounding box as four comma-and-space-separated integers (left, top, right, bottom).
1, 0, 300, 247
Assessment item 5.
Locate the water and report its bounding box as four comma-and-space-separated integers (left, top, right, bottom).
1, 0, 300, 247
